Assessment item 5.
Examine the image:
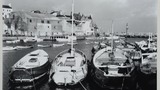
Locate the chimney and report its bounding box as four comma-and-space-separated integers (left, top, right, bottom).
8, 3, 11, 7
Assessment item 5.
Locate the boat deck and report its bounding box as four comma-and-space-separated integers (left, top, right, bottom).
56, 51, 85, 67
13, 50, 49, 69
94, 48, 127, 67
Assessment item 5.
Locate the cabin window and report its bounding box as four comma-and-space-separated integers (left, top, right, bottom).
46, 32, 47, 36
60, 70, 68, 72
57, 21, 60, 23
31, 32, 32, 36
41, 20, 44, 23
30, 53, 39, 56
30, 19, 32, 23
38, 31, 40, 36
29, 58, 37, 62
47, 20, 50, 24
54, 26, 56, 29
13, 15, 15, 19
65, 57, 75, 66
48, 26, 50, 28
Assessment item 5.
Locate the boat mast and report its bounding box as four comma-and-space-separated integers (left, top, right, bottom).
126, 23, 128, 41
71, 0, 74, 56
111, 20, 114, 52
148, 32, 151, 48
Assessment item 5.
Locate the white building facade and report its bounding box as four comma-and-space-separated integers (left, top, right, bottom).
2, 4, 13, 19
2, 4, 13, 35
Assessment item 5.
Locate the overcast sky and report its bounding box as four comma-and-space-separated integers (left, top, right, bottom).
3, 0, 157, 33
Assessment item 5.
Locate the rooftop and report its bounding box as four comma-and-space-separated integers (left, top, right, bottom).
2, 5, 12, 9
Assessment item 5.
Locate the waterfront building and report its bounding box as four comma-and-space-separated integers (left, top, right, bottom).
2, 4, 14, 35
5, 11, 63, 36
3, 11, 98, 37
2, 4, 13, 19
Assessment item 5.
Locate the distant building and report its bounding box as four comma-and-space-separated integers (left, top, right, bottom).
2, 4, 13, 35
2, 4, 13, 20
6, 11, 63, 36
61, 13, 98, 36
3, 11, 98, 36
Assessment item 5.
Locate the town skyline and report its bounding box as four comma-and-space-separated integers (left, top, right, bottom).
3, 0, 157, 33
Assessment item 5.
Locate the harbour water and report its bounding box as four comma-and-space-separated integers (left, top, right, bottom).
3, 38, 156, 90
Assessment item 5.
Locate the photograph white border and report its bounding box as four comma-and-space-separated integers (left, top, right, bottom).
0, 0, 159, 90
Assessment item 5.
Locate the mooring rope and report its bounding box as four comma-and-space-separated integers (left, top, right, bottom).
121, 77, 125, 90
79, 81, 87, 90
73, 71, 87, 90
31, 69, 36, 90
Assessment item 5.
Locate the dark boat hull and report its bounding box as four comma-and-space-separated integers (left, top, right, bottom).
9, 60, 51, 83
90, 66, 133, 89
9, 72, 49, 90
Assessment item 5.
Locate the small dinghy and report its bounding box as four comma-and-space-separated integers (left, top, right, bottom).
53, 43, 65, 47
16, 46, 33, 49
9, 49, 51, 85
85, 42, 90, 44
37, 44, 52, 48
49, 48, 88, 86
3, 46, 17, 51
6, 40, 21, 44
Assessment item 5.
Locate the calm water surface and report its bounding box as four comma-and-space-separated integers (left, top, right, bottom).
3, 38, 148, 90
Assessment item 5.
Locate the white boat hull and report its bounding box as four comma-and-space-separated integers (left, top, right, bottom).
50, 49, 88, 86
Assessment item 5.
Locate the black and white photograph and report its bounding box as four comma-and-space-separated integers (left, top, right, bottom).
2, 0, 157, 90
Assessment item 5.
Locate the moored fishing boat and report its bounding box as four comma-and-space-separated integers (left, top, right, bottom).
6, 39, 21, 44
37, 44, 52, 48
135, 33, 157, 53
3, 46, 17, 51
9, 49, 51, 86
90, 46, 135, 89
49, 0, 88, 86
23, 36, 43, 43
90, 21, 140, 89
54, 35, 77, 42
140, 52, 157, 74
53, 43, 65, 47
49, 48, 88, 86
16, 45, 33, 49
